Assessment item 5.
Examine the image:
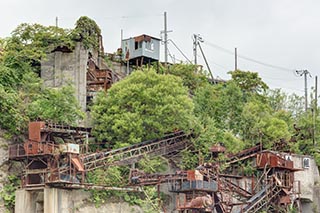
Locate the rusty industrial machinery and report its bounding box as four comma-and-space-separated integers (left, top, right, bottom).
9, 121, 192, 189
9, 121, 303, 212
86, 53, 121, 108
129, 144, 302, 213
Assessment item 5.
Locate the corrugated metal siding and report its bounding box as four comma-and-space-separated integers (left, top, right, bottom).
121, 36, 160, 61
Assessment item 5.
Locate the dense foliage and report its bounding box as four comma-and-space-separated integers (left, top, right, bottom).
91, 68, 195, 147
0, 175, 19, 210
0, 17, 97, 136
91, 65, 320, 169
1, 17, 320, 211
72, 16, 101, 50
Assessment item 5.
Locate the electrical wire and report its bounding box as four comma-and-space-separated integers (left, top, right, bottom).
267, 83, 304, 93
104, 14, 163, 20
259, 75, 301, 82
203, 40, 296, 73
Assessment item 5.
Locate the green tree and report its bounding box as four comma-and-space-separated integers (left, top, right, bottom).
0, 175, 20, 211
27, 85, 84, 124
240, 100, 290, 147
91, 68, 194, 147
267, 89, 288, 112
165, 63, 209, 92
193, 82, 245, 134
4, 23, 73, 74
229, 70, 268, 94
0, 85, 26, 134
72, 16, 101, 50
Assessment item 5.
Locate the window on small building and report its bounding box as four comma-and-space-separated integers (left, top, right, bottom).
303, 157, 310, 168
145, 41, 150, 50
145, 40, 154, 51
135, 41, 143, 50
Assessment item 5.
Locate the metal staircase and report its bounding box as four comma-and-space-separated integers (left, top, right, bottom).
236, 176, 283, 213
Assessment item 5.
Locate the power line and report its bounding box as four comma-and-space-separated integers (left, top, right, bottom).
259, 74, 301, 82
105, 14, 163, 19
266, 82, 304, 92
237, 55, 294, 73
203, 40, 295, 73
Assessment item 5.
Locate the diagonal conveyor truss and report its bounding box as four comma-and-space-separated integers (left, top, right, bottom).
81, 130, 192, 171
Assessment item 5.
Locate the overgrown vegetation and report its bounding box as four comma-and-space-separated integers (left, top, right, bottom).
91, 68, 195, 147
72, 16, 101, 50
0, 16, 101, 136
1, 17, 320, 211
0, 175, 20, 210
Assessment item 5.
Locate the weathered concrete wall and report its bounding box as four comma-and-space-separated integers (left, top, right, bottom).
111, 61, 130, 77
292, 154, 320, 212
15, 188, 143, 213
41, 42, 88, 112
77, 202, 143, 213
15, 189, 43, 213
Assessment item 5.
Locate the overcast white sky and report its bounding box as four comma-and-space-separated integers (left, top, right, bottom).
1, 0, 320, 96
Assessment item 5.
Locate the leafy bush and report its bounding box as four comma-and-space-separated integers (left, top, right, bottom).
0, 175, 20, 211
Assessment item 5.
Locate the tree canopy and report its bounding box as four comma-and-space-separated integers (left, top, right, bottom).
91, 68, 195, 147
72, 16, 101, 50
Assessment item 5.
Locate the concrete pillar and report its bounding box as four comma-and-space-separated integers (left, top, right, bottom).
44, 187, 73, 213
54, 51, 62, 87
15, 189, 43, 213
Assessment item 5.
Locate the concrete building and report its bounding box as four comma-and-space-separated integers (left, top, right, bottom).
291, 154, 320, 212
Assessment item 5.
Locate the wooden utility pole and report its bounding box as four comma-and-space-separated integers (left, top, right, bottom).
121, 29, 123, 45
193, 34, 198, 65
316, 76, 318, 112
164, 12, 168, 66
55, 16, 58, 27
296, 69, 311, 112
235, 47, 238, 71
315, 76, 318, 146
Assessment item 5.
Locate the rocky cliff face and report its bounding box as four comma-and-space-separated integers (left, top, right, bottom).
0, 130, 11, 212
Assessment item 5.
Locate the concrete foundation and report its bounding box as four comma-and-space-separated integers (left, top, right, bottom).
15, 187, 86, 213
15, 189, 43, 213
15, 187, 143, 213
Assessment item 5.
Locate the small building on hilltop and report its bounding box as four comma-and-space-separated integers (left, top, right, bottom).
291, 153, 320, 212
121, 34, 160, 67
